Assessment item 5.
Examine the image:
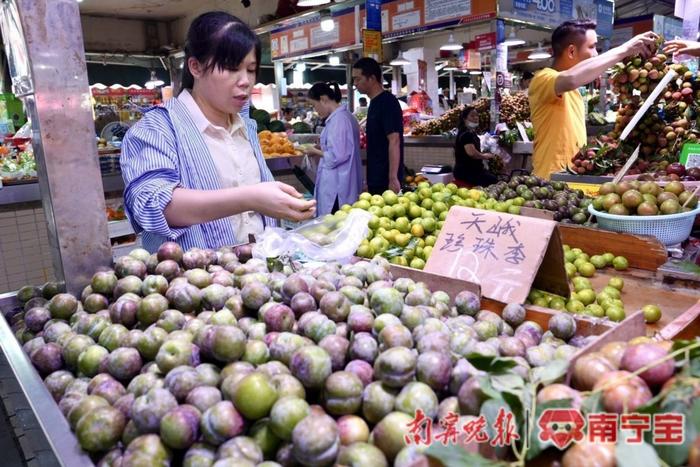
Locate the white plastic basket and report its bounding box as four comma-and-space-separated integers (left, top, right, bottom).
588, 205, 700, 246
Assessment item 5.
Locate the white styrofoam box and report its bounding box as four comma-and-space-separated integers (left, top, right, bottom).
423, 172, 454, 184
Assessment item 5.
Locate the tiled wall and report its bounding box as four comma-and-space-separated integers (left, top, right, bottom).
0, 206, 55, 293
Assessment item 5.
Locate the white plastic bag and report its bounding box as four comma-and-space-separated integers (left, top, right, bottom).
253, 209, 372, 263
479, 133, 512, 166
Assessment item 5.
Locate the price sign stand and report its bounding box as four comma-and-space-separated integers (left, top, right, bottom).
425, 206, 570, 304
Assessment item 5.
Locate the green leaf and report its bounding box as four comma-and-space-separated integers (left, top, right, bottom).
425, 443, 507, 467
672, 339, 700, 361
490, 374, 525, 393
501, 391, 525, 432
530, 359, 569, 386
466, 354, 517, 374
690, 358, 700, 378
480, 398, 511, 443
477, 375, 504, 401
691, 397, 700, 432
615, 436, 659, 467
581, 391, 603, 416
526, 399, 574, 461
646, 400, 697, 467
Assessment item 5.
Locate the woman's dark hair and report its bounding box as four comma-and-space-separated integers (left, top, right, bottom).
180, 11, 261, 93
457, 106, 477, 134
551, 20, 597, 58
308, 82, 342, 103
352, 57, 382, 83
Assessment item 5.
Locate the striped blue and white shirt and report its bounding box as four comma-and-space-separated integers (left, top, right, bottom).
120, 96, 277, 253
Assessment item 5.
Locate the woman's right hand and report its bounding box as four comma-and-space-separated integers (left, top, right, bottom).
249, 182, 316, 221
483, 153, 496, 160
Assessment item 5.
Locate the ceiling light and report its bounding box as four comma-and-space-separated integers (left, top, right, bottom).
444, 66, 458, 71
297, 0, 331, 6
440, 34, 463, 51
145, 70, 164, 90
469, 70, 482, 75
390, 51, 410, 66
320, 10, 334, 32
329, 55, 340, 66
295, 62, 306, 72
528, 43, 551, 60
502, 29, 525, 47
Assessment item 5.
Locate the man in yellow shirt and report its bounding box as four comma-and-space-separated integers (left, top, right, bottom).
529, 20, 658, 179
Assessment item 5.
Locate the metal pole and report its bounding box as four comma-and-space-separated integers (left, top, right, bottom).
448, 70, 455, 100
0, 0, 112, 295
346, 63, 354, 112
273, 60, 285, 111
392, 66, 401, 96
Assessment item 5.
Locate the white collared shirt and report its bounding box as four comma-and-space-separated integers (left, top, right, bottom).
179, 89, 264, 241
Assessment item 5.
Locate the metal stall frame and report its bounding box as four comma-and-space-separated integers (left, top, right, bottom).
0, 293, 93, 467
0, 0, 111, 464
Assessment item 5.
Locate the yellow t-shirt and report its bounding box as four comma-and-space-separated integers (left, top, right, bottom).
528, 68, 586, 179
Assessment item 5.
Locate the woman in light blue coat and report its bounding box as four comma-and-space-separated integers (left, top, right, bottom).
306, 82, 363, 216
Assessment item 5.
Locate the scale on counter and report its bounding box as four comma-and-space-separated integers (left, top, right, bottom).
419, 164, 454, 184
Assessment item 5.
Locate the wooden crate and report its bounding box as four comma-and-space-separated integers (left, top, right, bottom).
387, 264, 638, 348
558, 224, 700, 338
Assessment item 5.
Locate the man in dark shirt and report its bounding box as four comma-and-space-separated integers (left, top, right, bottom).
352, 57, 404, 194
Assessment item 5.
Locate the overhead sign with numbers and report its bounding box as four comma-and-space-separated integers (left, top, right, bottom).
425, 207, 569, 304
500, 0, 614, 38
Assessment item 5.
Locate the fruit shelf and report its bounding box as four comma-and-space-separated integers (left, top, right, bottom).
0, 291, 94, 467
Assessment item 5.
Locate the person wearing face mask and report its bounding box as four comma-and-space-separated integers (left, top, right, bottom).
453, 106, 498, 188
529, 20, 657, 179
305, 82, 362, 216
121, 12, 316, 252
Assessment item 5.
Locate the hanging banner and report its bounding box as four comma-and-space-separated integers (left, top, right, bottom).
475, 32, 497, 51
270, 7, 357, 60
362, 29, 384, 62
378, 0, 497, 39
500, 0, 614, 38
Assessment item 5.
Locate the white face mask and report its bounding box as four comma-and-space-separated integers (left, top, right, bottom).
467, 121, 479, 129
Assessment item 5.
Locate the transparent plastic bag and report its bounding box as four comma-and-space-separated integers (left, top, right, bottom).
253, 209, 372, 263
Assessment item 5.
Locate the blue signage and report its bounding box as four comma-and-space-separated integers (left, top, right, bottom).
366, 0, 382, 31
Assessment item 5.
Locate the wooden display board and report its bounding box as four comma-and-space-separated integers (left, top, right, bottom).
424, 207, 570, 304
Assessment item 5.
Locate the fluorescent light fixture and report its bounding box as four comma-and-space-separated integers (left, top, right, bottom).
443, 66, 459, 71
469, 70, 482, 75
329, 55, 340, 66
502, 29, 525, 47
440, 33, 463, 51
144, 70, 164, 89
528, 43, 551, 60
295, 62, 306, 72
297, 0, 330, 6
390, 51, 410, 66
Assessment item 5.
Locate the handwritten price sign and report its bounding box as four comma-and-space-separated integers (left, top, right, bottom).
425, 207, 569, 304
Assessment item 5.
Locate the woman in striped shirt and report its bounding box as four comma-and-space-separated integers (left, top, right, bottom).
121, 12, 316, 252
